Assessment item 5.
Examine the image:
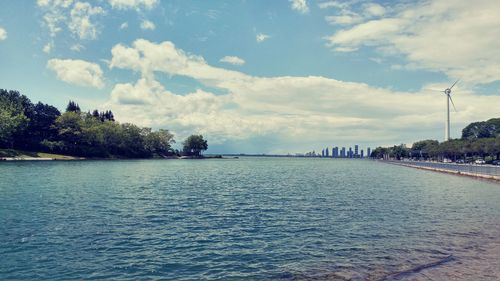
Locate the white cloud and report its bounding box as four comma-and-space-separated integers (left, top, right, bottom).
325, 14, 362, 25
108, 0, 158, 10
325, 0, 500, 84
68, 2, 104, 40
318, 1, 348, 9
326, 18, 403, 47
220, 56, 245, 66
37, 0, 51, 6
110, 39, 245, 83
43, 42, 54, 53
38, 0, 73, 38
0, 27, 6, 41
37, 0, 104, 53
70, 43, 84, 51
322, 2, 384, 27
290, 0, 309, 14
363, 3, 386, 17
256, 33, 270, 43
119, 22, 128, 29
47, 58, 104, 88
106, 39, 500, 152
37, 0, 73, 8
140, 20, 155, 30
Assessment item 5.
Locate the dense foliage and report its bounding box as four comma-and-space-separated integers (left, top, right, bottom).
182, 134, 208, 156
0, 89, 184, 158
370, 118, 500, 161
461, 118, 500, 140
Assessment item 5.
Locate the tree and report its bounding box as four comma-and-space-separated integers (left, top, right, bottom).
66, 100, 81, 112
0, 89, 32, 148
0, 103, 29, 147
182, 134, 208, 156
52, 111, 83, 154
145, 129, 175, 155
23, 102, 61, 149
462, 118, 500, 140
118, 123, 149, 157
390, 144, 410, 160
411, 139, 439, 159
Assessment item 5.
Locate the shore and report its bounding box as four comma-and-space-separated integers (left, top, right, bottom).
0, 149, 225, 161
382, 160, 500, 183
0, 149, 84, 160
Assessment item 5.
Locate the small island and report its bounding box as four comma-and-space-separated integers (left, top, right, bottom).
0, 89, 216, 160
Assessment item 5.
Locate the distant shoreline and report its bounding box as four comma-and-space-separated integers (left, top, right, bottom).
0, 155, 226, 161
0, 149, 224, 161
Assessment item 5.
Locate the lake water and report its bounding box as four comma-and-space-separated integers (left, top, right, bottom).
1, 158, 499, 280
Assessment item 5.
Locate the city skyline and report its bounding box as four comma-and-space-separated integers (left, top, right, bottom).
303, 144, 371, 158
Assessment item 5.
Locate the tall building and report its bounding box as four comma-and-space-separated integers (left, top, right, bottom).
354, 145, 359, 157
322, 149, 325, 157
348, 147, 353, 158
325, 147, 329, 157
333, 146, 339, 158
341, 147, 346, 158
361, 149, 364, 158
367, 147, 371, 158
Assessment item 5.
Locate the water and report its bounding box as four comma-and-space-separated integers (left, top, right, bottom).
1, 158, 499, 280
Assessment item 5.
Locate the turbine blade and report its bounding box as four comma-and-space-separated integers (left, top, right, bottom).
450, 79, 459, 89
449, 95, 457, 112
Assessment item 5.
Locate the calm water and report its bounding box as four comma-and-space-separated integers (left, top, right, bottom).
1, 158, 499, 280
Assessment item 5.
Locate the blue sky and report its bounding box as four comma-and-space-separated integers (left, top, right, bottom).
0, 0, 499, 154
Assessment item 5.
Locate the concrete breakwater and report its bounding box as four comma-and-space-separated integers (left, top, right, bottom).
382, 160, 500, 183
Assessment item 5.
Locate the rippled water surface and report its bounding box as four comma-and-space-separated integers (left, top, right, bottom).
1, 158, 499, 280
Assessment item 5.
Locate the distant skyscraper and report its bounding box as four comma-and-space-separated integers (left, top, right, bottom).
348, 147, 353, 158
322, 149, 325, 157
355, 145, 359, 157
333, 146, 339, 158
325, 147, 329, 157
367, 147, 371, 158
361, 149, 364, 158
341, 147, 346, 158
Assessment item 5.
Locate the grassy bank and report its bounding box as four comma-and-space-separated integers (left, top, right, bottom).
0, 149, 82, 160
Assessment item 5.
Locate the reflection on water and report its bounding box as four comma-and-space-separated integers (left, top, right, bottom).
1, 158, 499, 280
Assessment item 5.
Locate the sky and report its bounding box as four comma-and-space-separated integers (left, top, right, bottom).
0, 0, 499, 154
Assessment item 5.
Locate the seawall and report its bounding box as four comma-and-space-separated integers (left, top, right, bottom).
381, 160, 500, 183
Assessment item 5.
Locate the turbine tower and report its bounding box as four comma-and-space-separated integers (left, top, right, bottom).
441, 80, 459, 141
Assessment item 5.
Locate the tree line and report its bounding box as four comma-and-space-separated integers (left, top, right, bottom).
0, 89, 207, 158
370, 118, 500, 162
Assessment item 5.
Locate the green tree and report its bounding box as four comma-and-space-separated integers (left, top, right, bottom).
370, 147, 388, 158
389, 144, 410, 160
23, 102, 61, 149
118, 123, 149, 157
182, 134, 208, 156
145, 129, 175, 155
0, 103, 29, 147
411, 139, 439, 159
462, 118, 500, 140
66, 100, 81, 112
0, 89, 32, 148
53, 111, 83, 154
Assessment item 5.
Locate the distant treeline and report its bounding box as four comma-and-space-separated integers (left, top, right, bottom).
371, 118, 500, 161
0, 89, 207, 158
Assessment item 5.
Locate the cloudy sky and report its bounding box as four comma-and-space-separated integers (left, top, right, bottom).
0, 0, 499, 154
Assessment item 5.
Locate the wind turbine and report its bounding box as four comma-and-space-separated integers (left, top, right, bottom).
429, 80, 459, 141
